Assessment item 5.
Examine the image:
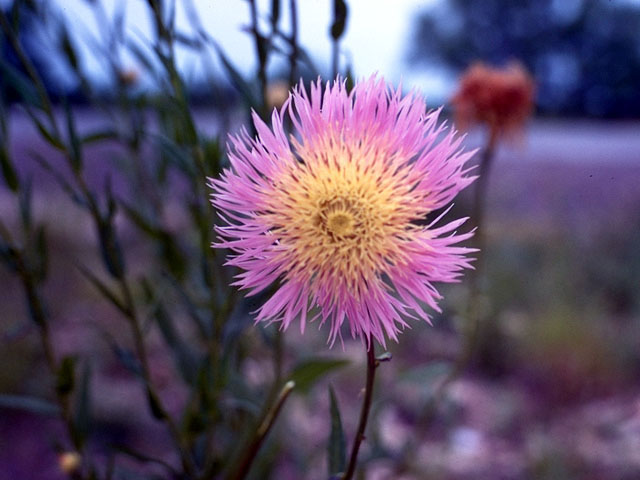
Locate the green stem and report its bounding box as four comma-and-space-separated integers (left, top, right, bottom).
288, 0, 298, 87
118, 278, 198, 478
342, 345, 377, 480
248, 0, 268, 116
225, 381, 295, 480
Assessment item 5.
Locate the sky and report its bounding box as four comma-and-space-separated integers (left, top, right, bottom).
43, 0, 450, 100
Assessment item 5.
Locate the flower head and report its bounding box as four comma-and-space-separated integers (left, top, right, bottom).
451, 62, 535, 135
210, 76, 476, 347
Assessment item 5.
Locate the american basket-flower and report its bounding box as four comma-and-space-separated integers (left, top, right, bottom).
209, 76, 477, 347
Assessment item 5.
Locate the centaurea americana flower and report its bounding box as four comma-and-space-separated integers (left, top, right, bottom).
210, 76, 476, 347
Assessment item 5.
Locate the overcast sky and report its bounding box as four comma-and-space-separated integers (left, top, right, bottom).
45, 0, 450, 100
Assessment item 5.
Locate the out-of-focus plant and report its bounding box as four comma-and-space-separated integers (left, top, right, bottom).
392, 61, 534, 476
0, 1, 480, 479
0, 0, 349, 478
451, 61, 535, 374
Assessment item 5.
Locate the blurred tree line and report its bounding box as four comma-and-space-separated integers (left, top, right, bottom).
409, 0, 640, 118
0, 0, 239, 108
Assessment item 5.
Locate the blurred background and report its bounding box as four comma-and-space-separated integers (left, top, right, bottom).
1, 0, 640, 479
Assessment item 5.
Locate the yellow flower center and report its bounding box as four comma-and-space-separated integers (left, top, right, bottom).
326, 211, 355, 237
265, 145, 426, 294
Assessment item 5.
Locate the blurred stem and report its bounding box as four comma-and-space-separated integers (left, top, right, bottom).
342, 345, 378, 480
471, 124, 499, 270
10, 242, 84, 476
436, 124, 499, 383
331, 41, 339, 79
288, 0, 298, 87
394, 126, 500, 476
248, 0, 268, 115
117, 275, 198, 478
224, 381, 295, 480
0, 11, 59, 136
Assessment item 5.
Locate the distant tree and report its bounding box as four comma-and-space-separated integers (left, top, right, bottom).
408, 0, 640, 118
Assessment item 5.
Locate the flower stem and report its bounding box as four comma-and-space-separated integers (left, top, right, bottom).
342, 345, 378, 480
225, 381, 295, 480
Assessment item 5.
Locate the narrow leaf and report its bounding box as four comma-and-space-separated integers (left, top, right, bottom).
64, 100, 82, 173
56, 356, 76, 396
288, 358, 349, 393
60, 24, 79, 71
33, 225, 48, 281
146, 388, 166, 420
81, 129, 118, 145
24, 107, 65, 151
0, 59, 40, 107
75, 362, 92, 440
76, 263, 128, 315
0, 394, 60, 416
148, 295, 198, 385
211, 41, 258, 107
328, 386, 346, 477
0, 146, 19, 191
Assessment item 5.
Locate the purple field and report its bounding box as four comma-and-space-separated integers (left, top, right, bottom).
1, 112, 640, 479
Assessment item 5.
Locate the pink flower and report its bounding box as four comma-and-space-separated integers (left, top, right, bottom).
209, 76, 476, 348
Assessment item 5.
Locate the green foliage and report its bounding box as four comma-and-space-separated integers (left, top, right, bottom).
327, 386, 346, 478
0, 1, 381, 479
55, 355, 76, 396
288, 358, 350, 393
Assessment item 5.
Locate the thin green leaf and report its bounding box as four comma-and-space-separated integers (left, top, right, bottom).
0, 146, 19, 191
272, 32, 320, 76
126, 39, 157, 76
112, 444, 179, 475
74, 361, 92, 445
328, 386, 346, 477
64, 100, 82, 173
76, 263, 128, 315
0, 59, 41, 107
97, 186, 126, 278
154, 134, 197, 177
271, 0, 281, 29
32, 225, 48, 281
24, 106, 65, 151
145, 287, 199, 385
146, 388, 166, 420
119, 200, 159, 238
210, 41, 258, 107
18, 178, 32, 229
101, 332, 142, 377
60, 24, 79, 71
288, 358, 349, 393
81, 129, 119, 145
0, 394, 60, 416
32, 152, 86, 207
56, 355, 76, 396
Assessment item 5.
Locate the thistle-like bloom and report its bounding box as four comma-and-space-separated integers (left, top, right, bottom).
210, 76, 476, 347
451, 62, 535, 135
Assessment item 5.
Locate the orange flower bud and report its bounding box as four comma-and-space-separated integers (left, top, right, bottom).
451, 62, 535, 136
